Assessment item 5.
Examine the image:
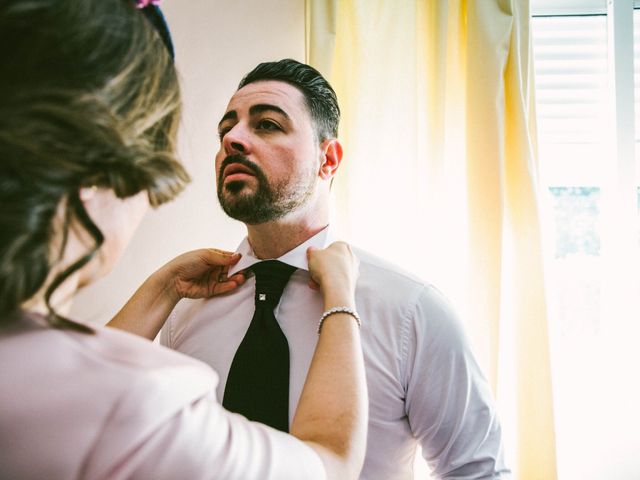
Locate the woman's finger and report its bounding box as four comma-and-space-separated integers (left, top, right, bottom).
202, 249, 242, 266
211, 275, 245, 296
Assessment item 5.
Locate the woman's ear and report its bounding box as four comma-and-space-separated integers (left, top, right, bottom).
78, 186, 98, 202
319, 139, 343, 180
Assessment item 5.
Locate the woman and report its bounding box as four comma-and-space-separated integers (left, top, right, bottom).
0, 1, 366, 479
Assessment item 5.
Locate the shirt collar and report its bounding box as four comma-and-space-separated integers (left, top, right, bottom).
228, 225, 335, 275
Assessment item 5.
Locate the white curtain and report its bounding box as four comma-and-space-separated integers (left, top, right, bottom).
306, 1, 557, 478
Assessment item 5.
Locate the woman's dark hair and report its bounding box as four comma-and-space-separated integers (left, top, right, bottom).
238, 59, 340, 141
0, 0, 189, 331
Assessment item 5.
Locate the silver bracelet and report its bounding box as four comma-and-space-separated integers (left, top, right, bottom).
317, 306, 361, 334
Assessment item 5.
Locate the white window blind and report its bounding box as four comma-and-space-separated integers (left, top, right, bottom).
533, 14, 608, 186
635, 10, 640, 181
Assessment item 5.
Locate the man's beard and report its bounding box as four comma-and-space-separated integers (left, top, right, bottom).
217, 154, 316, 224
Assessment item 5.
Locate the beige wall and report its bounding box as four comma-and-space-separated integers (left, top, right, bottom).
70, 0, 305, 324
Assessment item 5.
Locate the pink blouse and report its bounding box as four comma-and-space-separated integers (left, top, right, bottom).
0, 313, 325, 479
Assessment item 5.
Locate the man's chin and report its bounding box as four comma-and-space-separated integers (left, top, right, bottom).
219, 195, 282, 224
219, 191, 255, 219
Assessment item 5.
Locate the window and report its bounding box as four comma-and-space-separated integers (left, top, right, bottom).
532, 0, 640, 478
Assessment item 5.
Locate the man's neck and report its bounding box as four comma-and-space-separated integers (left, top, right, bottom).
246, 211, 329, 259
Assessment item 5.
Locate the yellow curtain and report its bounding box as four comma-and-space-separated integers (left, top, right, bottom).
306, 1, 557, 478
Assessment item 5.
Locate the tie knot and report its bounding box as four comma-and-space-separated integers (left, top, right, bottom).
251, 260, 297, 308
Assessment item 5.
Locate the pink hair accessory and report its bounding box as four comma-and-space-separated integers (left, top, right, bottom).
136, 0, 161, 8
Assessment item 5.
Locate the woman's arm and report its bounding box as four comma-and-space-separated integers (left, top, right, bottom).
107, 249, 245, 340
110, 242, 368, 479
291, 242, 368, 480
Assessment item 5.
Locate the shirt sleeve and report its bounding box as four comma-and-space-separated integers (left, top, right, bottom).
403, 286, 510, 479
159, 299, 181, 349
82, 368, 327, 480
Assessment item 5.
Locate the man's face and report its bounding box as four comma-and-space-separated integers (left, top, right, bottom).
215, 80, 321, 225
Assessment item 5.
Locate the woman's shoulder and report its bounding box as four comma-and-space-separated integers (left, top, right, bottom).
1, 313, 218, 400
88, 322, 215, 375
91, 323, 218, 403
0, 313, 220, 479
0, 312, 217, 409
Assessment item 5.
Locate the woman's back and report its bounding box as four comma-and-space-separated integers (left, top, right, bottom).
0, 313, 328, 480
0, 313, 217, 479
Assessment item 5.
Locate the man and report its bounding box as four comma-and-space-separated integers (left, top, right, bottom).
161, 59, 510, 479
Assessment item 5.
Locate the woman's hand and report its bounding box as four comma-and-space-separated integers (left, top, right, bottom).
307, 242, 359, 302
162, 248, 246, 302
107, 248, 245, 339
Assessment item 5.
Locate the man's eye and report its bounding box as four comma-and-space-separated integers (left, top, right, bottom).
256, 119, 281, 132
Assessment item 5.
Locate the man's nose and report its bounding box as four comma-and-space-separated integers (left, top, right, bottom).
223, 125, 250, 155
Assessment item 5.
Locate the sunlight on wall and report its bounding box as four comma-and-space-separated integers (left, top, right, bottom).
330, 81, 471, 327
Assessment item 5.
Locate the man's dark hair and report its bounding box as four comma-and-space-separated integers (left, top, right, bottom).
238, 59, 340, 141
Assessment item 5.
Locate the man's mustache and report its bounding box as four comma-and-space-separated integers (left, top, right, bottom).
219, 154, 265, 181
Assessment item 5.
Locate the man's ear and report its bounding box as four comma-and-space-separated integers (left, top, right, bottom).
318, 139, 343, 180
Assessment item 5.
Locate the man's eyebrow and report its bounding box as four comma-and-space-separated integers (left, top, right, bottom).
249, 104, 290, 119
218, 110, 237, 129
218, 104, 290, 129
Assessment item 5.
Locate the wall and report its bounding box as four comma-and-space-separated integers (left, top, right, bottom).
70, 0, 305, 324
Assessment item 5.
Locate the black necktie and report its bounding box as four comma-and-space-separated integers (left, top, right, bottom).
222, 260, 297, 431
